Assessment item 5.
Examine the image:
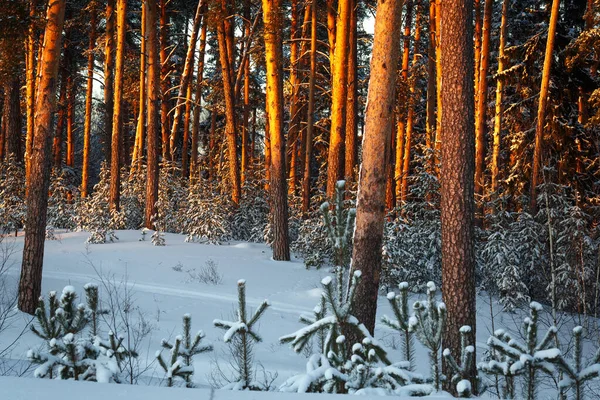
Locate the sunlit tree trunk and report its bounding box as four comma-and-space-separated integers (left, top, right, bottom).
474, 0, 482, 107
344, 0, 358, 183
53, 55, 68, 169
131, 4, 146, 175
440, 0, 477, 392
145, 0, 160, 229
530, 0, 560, 213
351, 0, 404, 334
190, 18, 207, 182
265, 108, 271, 191
263, 0, 290, 260
110, 0, 127, 211
3, 78, 22, 160
217, 0, 241, 204
241, 0, 252, 185
25, 0, 38, 182
169, 0, 204, 162
302, 0, 317, 213
326, 0, 351, 199
82, 4, 97, 197
65, 59, 75, 168
287, 0, 300, 195
426, 0, 436, 168
19, 0, 66, 315
327, 0, 336, 69
474, 0, 493, 206
160, 0, 170, 159
490, 0, 507, 195
104, 0, 115, 164
434, 0, 442, 168
401, 0, 422, 201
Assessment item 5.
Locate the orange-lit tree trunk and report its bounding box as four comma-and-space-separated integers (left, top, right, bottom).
131, 3, 146, 174
241, 0, 252, 185
160, 0, 170, 159
401, 0, 422, 201
395, 0, 413, 202
490, 0, 507, 195
190, 18, 207, 181
351, 0, 404, 335
217, 0, 241, 204
65, 58, 75, 168
53, 56, 68, 169
265, 109, 271, 191
326, 0, 351, 199
110, 0, 127, 211
474, 0, 482, 106
263, 0, 290, 261
425, 0, 436, 168
25, 0, 38, 182
169, 0, 204, 162
82, 4, 97, 197
344, 0, 358, 183
3, 78, 22, 160
287, 0, 300, 195
440, 0, 477, 391
434, 0, 442, 166
327, 0, 336, 69
19, 0, 66, 315
530, 0, 560, 212
302, 0, 317, 213
145, 0, 160, 229
103, 0, 115, 163
474, 0, 493, 205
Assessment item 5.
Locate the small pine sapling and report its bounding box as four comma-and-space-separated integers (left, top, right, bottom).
443, 325, 482, 397
151, 229, 166, 246
298, 294, 327, 354
484, 302, 559, 400
381, 282, 415, 369
478, 330, 517, 399
30, 291, 63, 342
552, 326, 600, 400
139, 228, 148, 241
157, 314, 212, 387
408, 282, 446, 390
95, 330, 138, 378
320, 180, 356, 269
213, 280, 269, 390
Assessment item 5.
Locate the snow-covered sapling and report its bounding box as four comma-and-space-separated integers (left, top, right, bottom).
157, 314, 212, 387
381, 282, 415, 369
552, 326, 600, 400
484, 302, 559, 400
213, 280, 269, 390
478, 329, 517, 399
139, 228, 148, 241
443, 325, 480, 397
408, 281, 446, 390
320, 180, 356, 269
151, 229, 165, 246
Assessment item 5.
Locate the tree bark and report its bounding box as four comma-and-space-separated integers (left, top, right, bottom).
530, 0, 560, 213
491, 0, 507, 195
145, 0, 160, 229
302, 0, 317, 214
103, 0, 116, 164
131, 3, 146, 175
190, 18, 207, 182
160, 0, 171, 159
287, 0, 300, 195
440, 0, 477, 391
351, 0, 404, 334
425, 0, 436, 169
110, 0, 127, 211
326, 0, 351, 199
3, 78, 22, 160
344, 0, 358, 184
82, 4, 97, 197
25, 0, 38, 182
65, 61, 75, 168
19, 0, 66, 315
263, 0, 290, 261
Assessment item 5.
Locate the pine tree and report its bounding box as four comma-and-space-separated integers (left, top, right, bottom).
381, 282, 416, 369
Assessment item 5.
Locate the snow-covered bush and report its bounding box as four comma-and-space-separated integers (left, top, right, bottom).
213, 280, 270, 390
231, 181, 269, 242
157, 162, 188, 233
119, 168, 146, 230
156, 314, 212, 387
183, 181, 233, 244
0, 154, 25, 236
381, 282, 415, 369
47, 169, 78, 232
291, 213, 331, 269
443, 326, 482, 397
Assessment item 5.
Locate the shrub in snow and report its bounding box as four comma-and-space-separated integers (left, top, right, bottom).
480, 301, 559, 400
291, 213, 330, 269
47, 169, 78, 232
551, 326, 600, 400
156, 314, 213, 387
213, 280, 270, 390
183, 181, 233, 244
443, 326, 482, 397
408, 282, 446, 390
157, 162, 188, 233
187, 259, 223, 285
119, 169, 146, 230
0, 154, 25, 236
231, 181, 269, 242
151, 229, 166, 246
381, 282, 415, 369
321, 180, 356, 269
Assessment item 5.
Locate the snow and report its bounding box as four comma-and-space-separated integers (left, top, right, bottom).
456, 379, 471, 395
321, 276, 333, 286
386, 292, 396, 300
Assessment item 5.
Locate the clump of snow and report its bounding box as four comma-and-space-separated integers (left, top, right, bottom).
336, 180, 346, 189
353, 270, 362, 278
398, 282, 408, 290
237, 279, 246, 285
336, 335, 346, 344
83, 282, 97, 290
573, 326, 583, 334
62, 285, 76, 296
443, 349, 451, 357
321, 276, 332, 286
320, 202, 330, 212
426, 281, 436, 291
387, 292, 396, 300
457, 379, 471, 395
530, 301, 543, 311
460, 326, 472, 333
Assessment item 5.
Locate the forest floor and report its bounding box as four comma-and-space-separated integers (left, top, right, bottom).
0, 230, 590, 398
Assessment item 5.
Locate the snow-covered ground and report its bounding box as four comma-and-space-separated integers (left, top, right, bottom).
0, 230, 548, 397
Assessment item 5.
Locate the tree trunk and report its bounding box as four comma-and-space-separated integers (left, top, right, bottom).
264, 108, 271, 191
190, 18, 207, 182
3, 78, 22, 160
530, 0, 560, 213
145, 0, 160, 229
169, 0, 204, 162
104, 0, 115, 164
351, 0, 404, 334
19, 0, 66, 315
440, 0, 477, 392
302, 0, 317, 214
82, 5, 97, 197
474, 0, 482, 107
434, 0, 442, 169
474, 0, 493, 206
65, 58, 75, 168
131, 3, 146, 175
53, 62, 68, 169
287, 0, 300, 195
326, 0, 351, 199
217, 0, 241, 205
490, 0, 507, 195
425, 0, 436, 169
160, 0, 171, 159
263, 0, 290, 260
110, 0, 127, 211
241, 0, 252, 185
401, 0, 422, 201
25, 0, 38, 182
344, 0, 358, 184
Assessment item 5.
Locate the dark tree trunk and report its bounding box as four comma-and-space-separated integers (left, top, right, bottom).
3, 77, 22, 160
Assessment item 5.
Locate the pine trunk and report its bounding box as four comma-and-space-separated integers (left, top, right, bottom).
160, 0, 171, 159
287, 0, 300, 195
82, 6, 97, 197
191, 19, 207, 181
3, 78, 22, 160
302, 0, 317, 213
110, 0, 127, 211
351, 0, 404, 334
103, 0, 115, 164
440, 0, 477, 392
53, 66, 67, 169
425, 0, 436, 169
19, 0, 66, 315
491, 0, 507, 195
131, 4, 146, 175
344, 0, 358, 183
65, 66, 74, 168
25, 0, 38, 182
